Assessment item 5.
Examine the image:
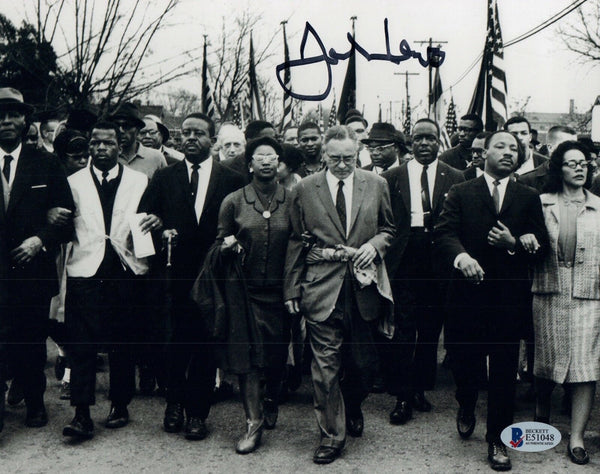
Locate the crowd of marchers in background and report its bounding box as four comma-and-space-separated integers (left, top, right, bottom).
2, 85, 600, 471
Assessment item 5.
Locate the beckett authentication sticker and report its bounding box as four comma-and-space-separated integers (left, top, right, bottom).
501, 422, 561, 452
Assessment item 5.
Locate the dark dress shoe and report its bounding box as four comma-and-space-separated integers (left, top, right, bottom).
264, 398, 278, 430
25, 407, 48, 427
313, 446, 341, 464
138, 366, 156, 396
456, 407, 476, 439
105, 405, 129, 429
412, 392, 432, 412
184, 417, 208, 440
236, 420, 263, 454
63, 414, 94, 439
7, 379, 24, 406
55, 355, 67, 381
568, 444, 590, 465
346, 411, 364, 437
163, 403, 184, 433
488, 441, 511, 471
389, 400, 412, 425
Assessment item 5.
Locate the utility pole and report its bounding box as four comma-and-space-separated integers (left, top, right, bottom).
394, 71, 419, 124
414, 38, 447, 117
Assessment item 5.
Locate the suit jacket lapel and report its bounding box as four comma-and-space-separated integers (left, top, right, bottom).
397, 166, 411, 217
476, 176, 498, 216
348, 171, 366, 235
174, 161, 196, 216
201, 162, 219, 217
432, 163, 448, 210
6, 148, 32, 216
499, 178, 516, 216
315, 172, 346, 239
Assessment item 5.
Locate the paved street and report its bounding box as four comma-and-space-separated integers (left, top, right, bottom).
1, 345, 599, 473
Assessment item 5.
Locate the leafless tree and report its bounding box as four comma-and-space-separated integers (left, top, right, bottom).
159, 88, 201, 118
33, 0, 199, 114
558, 1, 600, 65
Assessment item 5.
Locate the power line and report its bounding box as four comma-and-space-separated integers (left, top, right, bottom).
448, 0, 589, 90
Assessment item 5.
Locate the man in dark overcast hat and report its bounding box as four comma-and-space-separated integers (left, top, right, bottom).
361, 122, 409, 174
0, 87, 73, 431
109, 102, 167, 179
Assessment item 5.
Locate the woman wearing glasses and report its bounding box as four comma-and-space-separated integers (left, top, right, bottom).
208, 136, 291, 454
531, 141, 600, 465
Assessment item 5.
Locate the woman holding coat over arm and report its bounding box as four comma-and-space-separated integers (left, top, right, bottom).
531, 140, 600, 466
199, 136, 291, 454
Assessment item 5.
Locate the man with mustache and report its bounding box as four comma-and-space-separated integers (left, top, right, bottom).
434, 130, 549, 471
139, 112, 245, 441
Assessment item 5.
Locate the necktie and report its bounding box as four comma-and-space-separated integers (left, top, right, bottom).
3, 155, 13, 183
190, 163, 199, 197
101, 170, 109, 187
421, 164, 432, 230
336, 180, 346, 235
492, 179, 501, 214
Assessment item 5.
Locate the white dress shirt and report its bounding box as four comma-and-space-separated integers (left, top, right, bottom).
325, 169, 354, 236
483, 172, 510, 211
91, 164, 119, 183
372, 159, 400, 176
185, 157, 213, 222
407, 158, 438, 227
0, 143, 22, 188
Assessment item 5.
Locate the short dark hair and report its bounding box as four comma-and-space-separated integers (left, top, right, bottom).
244, 136, 283, 166
245, 120, 275, 141
543, 140, 593, 193
412, 118, 440, 137
90, 120, 121, 141
460, 114, 484, 132
548, 125, 576, 136
298, 121, 321, 136
280, 144, 305, 173
484, 130, 526, 169
183, 112, 215, 138
504, 116, 531, 132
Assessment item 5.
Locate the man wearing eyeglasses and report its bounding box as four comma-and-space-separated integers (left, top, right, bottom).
140, 115, 184, 166
284, 125, 394, 464
139, 112, 245, 441
382, 118, 464, 425
463, 132, 490, 181
108, 103, 167, 179
361, 122, 409, 174
439, 114, 483, 171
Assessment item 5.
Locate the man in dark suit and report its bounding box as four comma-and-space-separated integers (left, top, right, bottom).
284, 125, 394, 464
382, 118, 464, 424
361, 122, 409, 175
433, 130, 548, 471
140, 112, 245, 441
0, 87, 73, 429
504, 116, 548, 176
463, 132, 489, 181
439, 114, 483, 170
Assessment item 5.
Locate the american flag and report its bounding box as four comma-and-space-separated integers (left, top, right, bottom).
317, 103, 323, 130
201, 37, 215, 119
403, 98, 411, 136
445, 95, 458, 136
469, 0, 508, 131
328, 91, 337, 129
280, 22, 293, 133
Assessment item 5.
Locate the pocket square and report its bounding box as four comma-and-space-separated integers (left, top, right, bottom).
31, 184, 47, 189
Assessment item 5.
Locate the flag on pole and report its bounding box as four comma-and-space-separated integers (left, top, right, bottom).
430, 67, 444, 124
445, 95, 458, 136
295, 101, 303, 126
337, 20, 357, 123
469, 0, 508, 131
403, 98, 411, 136
328, 91, 337, 129
281, 22, 293, 132
248, 32, 264, 121
317, 103, 323, 130
201, 37, 215, 119
378, 103, 382, 122
233, 100, 242, 129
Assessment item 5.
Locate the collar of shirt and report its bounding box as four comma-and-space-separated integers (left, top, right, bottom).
325, 169, 354, 235
92, 164, 119, 182
184, 156, 213, 178
1, 143, 22, 186
483, 172, 510, 207
372, 159, 400, 175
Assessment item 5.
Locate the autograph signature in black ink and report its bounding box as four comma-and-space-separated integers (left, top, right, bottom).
276, 18, 446, 101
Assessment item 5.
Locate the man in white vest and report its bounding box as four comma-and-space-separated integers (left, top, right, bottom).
62, 121, 162, 440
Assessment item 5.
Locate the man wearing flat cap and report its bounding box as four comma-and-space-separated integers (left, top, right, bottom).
361, 122, 410, 175
381, 118, 464, 424
109, 102, 167, 179
140, 114, 184, 165
0, 87, 74, 430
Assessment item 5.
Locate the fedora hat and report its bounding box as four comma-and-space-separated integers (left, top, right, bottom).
362, 122, 406, 146
144, 114, 170, 142
108, 102, 145, 129
0, 87, 35, 115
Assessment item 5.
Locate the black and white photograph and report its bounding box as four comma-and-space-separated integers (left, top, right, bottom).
1, 0, 600, 471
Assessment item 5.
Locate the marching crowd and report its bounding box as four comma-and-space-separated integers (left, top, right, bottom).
1, 85, 600, 471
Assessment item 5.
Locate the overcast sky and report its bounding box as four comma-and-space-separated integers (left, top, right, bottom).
6, 0, 600, 125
